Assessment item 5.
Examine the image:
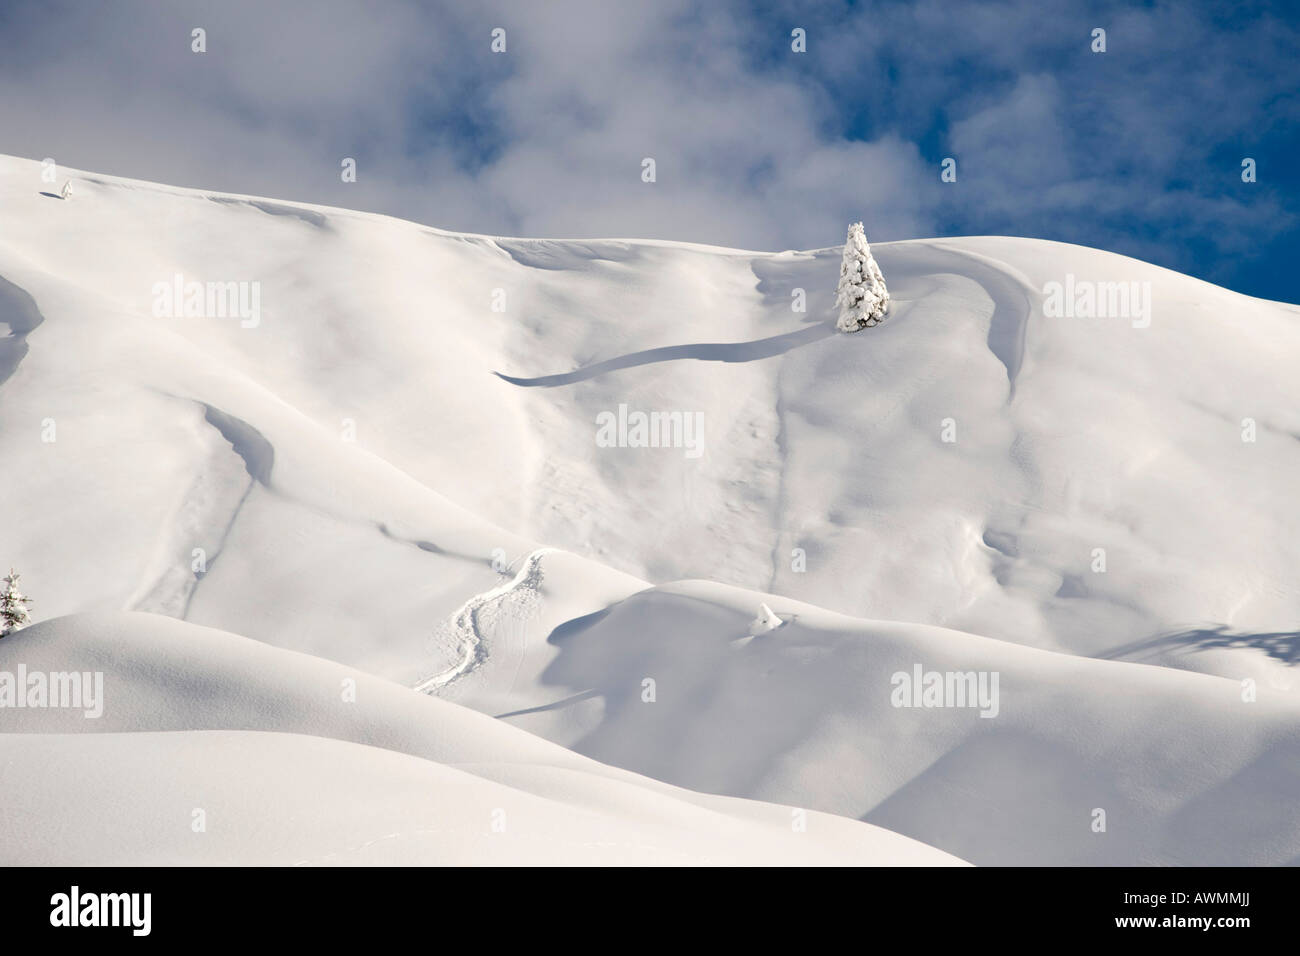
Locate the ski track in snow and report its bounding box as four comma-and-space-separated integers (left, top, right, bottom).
413, 548, 555, 694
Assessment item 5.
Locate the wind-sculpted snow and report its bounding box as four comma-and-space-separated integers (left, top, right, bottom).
1, 155, 1297, 866
200, 402, 275, 485
208, 196, 331, 230
129, 404, 262, 617
877, 242, 1036, 396
0, 273, 43, 387
494, 238, 640, 271
0, 614, 963, 865
494, 322, 836, 387
471, 576, 1300, 866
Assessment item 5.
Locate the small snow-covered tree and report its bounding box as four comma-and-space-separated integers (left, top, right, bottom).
748, 602, 784, 636
59, 180, 72, 200
1, 569, 33, 636
835, 221, 889, 332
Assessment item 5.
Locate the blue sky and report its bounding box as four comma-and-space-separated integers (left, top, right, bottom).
2, 0, 1296, 301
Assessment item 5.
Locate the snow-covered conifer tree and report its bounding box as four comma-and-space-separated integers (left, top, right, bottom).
835, 221, 889, 332
748, 602, 784, 635
1, 569, 33, 636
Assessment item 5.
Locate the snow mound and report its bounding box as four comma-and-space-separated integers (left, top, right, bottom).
0, 612, 962, 865
475, 577, 1300, 866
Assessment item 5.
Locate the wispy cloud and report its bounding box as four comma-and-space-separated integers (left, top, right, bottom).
1, 0, 1295, 298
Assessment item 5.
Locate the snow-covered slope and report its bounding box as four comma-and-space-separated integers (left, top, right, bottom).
2, 154, 1297, 865
0, 613, 960, 865
483, 579, 1300, 866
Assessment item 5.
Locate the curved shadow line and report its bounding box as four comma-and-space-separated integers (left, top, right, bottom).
910, 244, 1032, 398
494, 689, 602, 719
1099, 624, 1300, 666
494, 321, 838, 388
0, 274, 46, 389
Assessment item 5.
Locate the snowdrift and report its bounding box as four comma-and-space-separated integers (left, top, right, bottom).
0, 613, 961, 865
479, 577, 1300, 865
